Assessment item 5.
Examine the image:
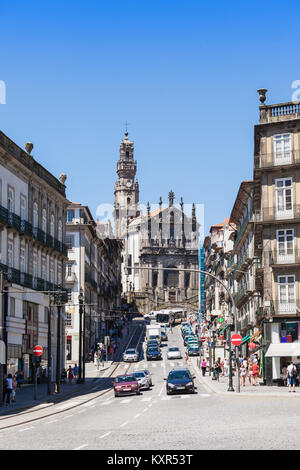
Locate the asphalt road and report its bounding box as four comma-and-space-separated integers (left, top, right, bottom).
1, 319, 300, 450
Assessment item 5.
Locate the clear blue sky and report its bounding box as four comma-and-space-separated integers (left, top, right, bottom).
1, 0, 300, 237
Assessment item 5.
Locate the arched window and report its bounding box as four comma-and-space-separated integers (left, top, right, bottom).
58, 219, 62, 243
42, 208, 47, 233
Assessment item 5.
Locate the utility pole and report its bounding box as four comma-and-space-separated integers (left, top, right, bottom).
0, 272, 4, 406
82, 304, 86, 383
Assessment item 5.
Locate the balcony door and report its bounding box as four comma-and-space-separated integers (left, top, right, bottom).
276, 229, 295, 263
275, 178, 293, 219
273, 134, 292, 165
278, 275, 296, 313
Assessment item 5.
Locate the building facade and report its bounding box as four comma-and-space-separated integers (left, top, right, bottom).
0, 133, 68, 382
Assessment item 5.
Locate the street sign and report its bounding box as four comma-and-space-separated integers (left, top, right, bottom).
32, 345, 43, 357
231, 334, 242, 347
200, 337, 206, 342
217, 316, 225, 324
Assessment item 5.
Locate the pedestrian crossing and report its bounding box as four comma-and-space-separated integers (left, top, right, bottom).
129, 361, 184, 370
100, 393, 210, 407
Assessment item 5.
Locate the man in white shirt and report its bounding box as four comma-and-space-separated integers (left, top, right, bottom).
287, 362, 297, 393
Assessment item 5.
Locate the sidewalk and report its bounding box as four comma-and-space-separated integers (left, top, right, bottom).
190, 357, 300, 397
0, 323, 134, 417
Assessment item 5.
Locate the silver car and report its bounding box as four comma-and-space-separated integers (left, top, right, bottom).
167, 347, 182, 360
123, 348, 139, 362
133, 370, 151, 390
140, 369, 152, 386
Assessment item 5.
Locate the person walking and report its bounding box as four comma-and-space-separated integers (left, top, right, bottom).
213, 360, 222, 381
201, 358, 207, 376
67, 366, 74, 385
15, 370, 23, 389
252, 362, 259, 386
185, 349, 189, 365
287, 361, 297, 393
248, 360, 253, 385
11, 376, 17, 403
5, 374, 13, 406
240, 363, 247, 386
73, 364, 79, 380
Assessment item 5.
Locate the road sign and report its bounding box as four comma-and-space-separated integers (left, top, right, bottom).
32, 345, 43, 357
200, 337, 206, 342
217, 316, 225, 324
231, 334, 242, 347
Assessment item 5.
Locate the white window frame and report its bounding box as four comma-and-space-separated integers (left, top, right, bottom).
276, 229, 295, 263
273, 133, 292, 165
7, 241, 13, 268
20, 195, 27, 221
275, 177, 293, 219
7, 186, 14, 213
278, 274, 296, 313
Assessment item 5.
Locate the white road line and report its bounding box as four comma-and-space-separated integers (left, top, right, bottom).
120, 421, 130, 428
120, 398, 132, 404
159, 385, 164, 397
134, 413, 141, 419
181, 395, 191, 399
99, 431, 112, 439
141, 396, 152, 402
45, 419, 59, 424
161, 396, 171, 400
100, 400, 114, 406
151, 363, 157, 368
200, 394, 211, 397
63, 414, 74, 418
74, 444, 88, 450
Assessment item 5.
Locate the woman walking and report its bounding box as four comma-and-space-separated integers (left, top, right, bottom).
5, 374, 13, 406
201, 358, 207, 376
67, 366, 74, 385
240, 363, 247, 386
248, 361, 253, 386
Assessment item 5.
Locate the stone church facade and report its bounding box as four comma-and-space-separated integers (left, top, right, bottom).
114, 132, 199, 314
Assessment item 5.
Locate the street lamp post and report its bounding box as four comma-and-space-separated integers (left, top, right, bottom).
77, 288, 84, 384
82, 304, 86, 383
55, 286, 63, 394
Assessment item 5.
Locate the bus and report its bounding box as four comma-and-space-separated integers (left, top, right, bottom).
155, 311, 171, 327
169, 309, 187, 325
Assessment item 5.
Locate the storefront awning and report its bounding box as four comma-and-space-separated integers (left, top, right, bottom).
265, 343, 300, 357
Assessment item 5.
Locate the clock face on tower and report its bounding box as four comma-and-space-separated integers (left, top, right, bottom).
126, 180, 132, 187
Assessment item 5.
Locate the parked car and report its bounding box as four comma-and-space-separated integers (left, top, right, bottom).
167, 347, 182, 360
123, 348, 139, 362
187, 345, 200, 356
164, 368, 195, 395
133, 370, 151, 390
113, 374, 140, 397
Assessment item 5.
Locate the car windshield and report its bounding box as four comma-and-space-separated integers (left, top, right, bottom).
115, 376, 136, 383
148, 348, 159, 352
125, 349, 136, 354
169, 347, 179, 352
134, 372, 145, 378
168, 371, 190, 380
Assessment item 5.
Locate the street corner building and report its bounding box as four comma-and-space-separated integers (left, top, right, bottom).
0, 132, 68, 383
202, 90, 300, 385
113, 131, 200, 314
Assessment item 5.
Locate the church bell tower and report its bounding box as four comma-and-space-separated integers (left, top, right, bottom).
114, 132, 140, 239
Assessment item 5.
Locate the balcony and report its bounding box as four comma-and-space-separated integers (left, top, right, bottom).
255, 149, 300, 169
234, 215, 253, 247
234, 281, 255, 306
270, 300, 300, 315
0, 262, 61, 293
269, 250, 300, 265
254, 205, 300, 223
259, 101, 300, 124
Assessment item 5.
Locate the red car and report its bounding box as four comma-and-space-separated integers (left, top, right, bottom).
113, 374, 140, 397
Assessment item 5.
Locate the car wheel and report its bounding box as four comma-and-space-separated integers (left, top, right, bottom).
114, 392, 118, 397
167, 389, 171, 395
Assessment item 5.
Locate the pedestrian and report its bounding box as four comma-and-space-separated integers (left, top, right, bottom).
15, 370, 23, 389
73, 364, 79, 379
185, 350, 189, 365
67, 366, 74, 384
287, 361, 297, 393
5, 374, 13, 406
240, 363, 247, 386
201, 358, 207, 376
213, 361, 221, 381
248, 361, 253, 385
11, 376, 17, 403
94, 352, 98, 367
223, 358, 229, 377
252, 361, 259, 386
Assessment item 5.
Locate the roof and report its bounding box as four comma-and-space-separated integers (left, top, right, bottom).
229, 181, 254, 225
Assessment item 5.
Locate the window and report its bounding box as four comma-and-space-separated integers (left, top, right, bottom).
67, 210, 74, 223
20, 247, 26, 273
66, 235, 74, 250
66, 263, 72, 277
42, 208, 47, 233
67, 288, 72, 302
276, 229, 294, 263
273, 134, 292, 165
33, 202, 38, 229
42, 256, 47, 280
58, 220, 62, 243
50, 260, 54, 283
20, 195, 27, 221
33, 251, 38, 278
7, 241, 13, 267
7, 186, 14, 213
10, 297, 15, 317
275, 178, 293, 219
278, 275, 296, 312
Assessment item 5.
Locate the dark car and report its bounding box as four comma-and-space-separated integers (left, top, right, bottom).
164, 368, 195, 395
146, 347, 162, 360
113, 374, 140, 397
187, 345, 200, 356
147, 339, 160, 349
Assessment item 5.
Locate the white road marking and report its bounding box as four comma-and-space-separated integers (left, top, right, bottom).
134, 413, 141, 419
120, 398, 132, 404
181, 395, 191, 399
45, 419, 59, 424
141, 396, 152, 402
151, 363, 157, 368
200, 394, 211, 397
99, 431, 112, 439
63, 414, 74, 418
120, 421, 130, 428
74, 444, 88, 450
159, 385, 164, 397
142, 408, 148, 412
161, 396, 171, 400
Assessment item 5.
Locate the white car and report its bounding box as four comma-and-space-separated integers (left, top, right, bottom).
123, 348, 139, 362
133, 370, 151, 390
167, 347, 182, 360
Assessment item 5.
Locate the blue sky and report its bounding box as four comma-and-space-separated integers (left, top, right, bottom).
1, 0, 300, 237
